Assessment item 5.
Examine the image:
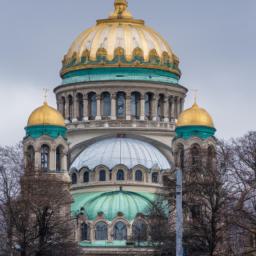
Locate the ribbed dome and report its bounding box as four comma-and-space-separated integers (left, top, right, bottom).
61, 0, 180, 78
72, 191, 155, 220
176, 102, 214, 128
27, 102, 65, 127
71, 137, 171, 171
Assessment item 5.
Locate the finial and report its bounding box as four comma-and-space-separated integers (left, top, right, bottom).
191, 89, 198, 105
110, 0, 132, 19
43, 88, 49, 104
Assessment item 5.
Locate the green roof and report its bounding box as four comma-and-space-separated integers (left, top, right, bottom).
72, 190, 157, 221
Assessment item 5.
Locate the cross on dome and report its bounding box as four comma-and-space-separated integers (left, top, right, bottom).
110, 0, 132, 19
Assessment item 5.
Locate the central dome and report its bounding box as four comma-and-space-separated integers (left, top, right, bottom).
61, 0, 181, 81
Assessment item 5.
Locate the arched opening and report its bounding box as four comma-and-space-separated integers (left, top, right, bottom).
95, 222, 108, 240
114, 221, 127, 240
152, 172, 159, 183
176, 144, 185, 171
207, 146, 216, 171
83, 171, 89, 183
157, 94, 164, 121
191, 144, 201, 167
81, 223, 89, 241
77, 93, 84, 121
135, 170, 143, 182
88, 92, 97, 120
116, 92, 126, 118
56, 145, 63, 172
132, 219, 147, 241
61, 96, 66, 118
131, 92, 140, 119
145, 93, 153, 120
68, 95, 73, 121
27, 145, 35, 169
71, 173, 77, 184
99, 170, 106, 182
101, 92, 111, 117
117, 170, 125, 181
41, 145, 50, 171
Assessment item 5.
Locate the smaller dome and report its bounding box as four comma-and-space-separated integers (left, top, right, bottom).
27, 102, 65, 127
176, 102, 214, 128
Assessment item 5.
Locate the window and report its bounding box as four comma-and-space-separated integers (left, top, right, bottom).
131, 92, 140, 119
41, 145, 50, 170
95, 222, 108, 240
191, 144, 201, 167
152, 172, 159, 183
81, 223, 89, 241
145, 93, 153, 120
68, 95, 73, 121
114, 222, 127, 240
72, 173, 77, 184
117, 170, 125, 181
102, 92, 111, 117
83, 172, 89, 183
61, 96, 66, 118
88, 92, 97, 120
132, 220, 147, 241
116, 92, 125, 118
157, 94, 164, 121
99, 170, 106, 181
56, 146, 62, 172
135, 170, 143, 182
77, 93, 84, 121
27, 145, 35, 168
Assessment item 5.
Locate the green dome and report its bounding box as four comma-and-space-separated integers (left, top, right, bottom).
72, 191, 156, 221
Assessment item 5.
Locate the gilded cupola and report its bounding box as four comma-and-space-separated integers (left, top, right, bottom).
175, 101, 216, 140
25, 102, 67, 139
61, 0, 181, 85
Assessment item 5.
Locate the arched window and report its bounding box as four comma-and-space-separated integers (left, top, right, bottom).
191, 144, 201, 167
152, 172, 159, 183
83, 172, 89, 183
61, 96, 66, 118
41, 145, 50, 170
95, 222, 108, 240
135, 170, 143, 182
101, 92, 111, 117
71, 173, 77, 184
207, 146, 216, 171
145, 93, 153, 120
77, 93, 84, 121
157, 94, 164, 121
132, 219, 147, 241
68, 95, 73, 121
116, 92, 126, 118
176, 145, 184, 170
99, 170, 106, 182
131, 92, 140, 119
88, 92, 97, 120
56, 146, 63, 172
81, 223, 89, 241
117, 170, 125, 181
27, 145, 35, 168
114, 222, 127, 240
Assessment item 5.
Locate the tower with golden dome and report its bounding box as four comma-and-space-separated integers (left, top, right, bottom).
22, 1, 216, 255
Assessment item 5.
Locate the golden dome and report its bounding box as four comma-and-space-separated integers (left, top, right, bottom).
28, 102, 65, 127
176, 102, 215, 128
61, 0, 180, 77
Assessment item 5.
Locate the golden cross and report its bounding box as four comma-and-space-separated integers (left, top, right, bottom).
43, 88, 49, 103
191, 89, 198, 103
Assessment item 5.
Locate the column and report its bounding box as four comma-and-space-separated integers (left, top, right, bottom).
171, 97, 175, 120
176, 97, 181, 118
152, 95, 158, 121
50, 150, 55, 171
95, 94, 101, 120
126, 94, 131, 120
72, 98, 78, 122
163, 96, 169, 122
180, 98, 184, 113
140, 95, 145, 121
34, 150, 41, 171
83, 95, 89, 121
111, 93, 117, 120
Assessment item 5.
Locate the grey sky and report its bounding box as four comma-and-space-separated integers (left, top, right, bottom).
0, 0, 255, 145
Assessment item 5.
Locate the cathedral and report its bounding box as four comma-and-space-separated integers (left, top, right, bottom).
22, 0, 216, 255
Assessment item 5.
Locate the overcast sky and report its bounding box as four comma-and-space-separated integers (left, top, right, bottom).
0, 0, 255, 145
